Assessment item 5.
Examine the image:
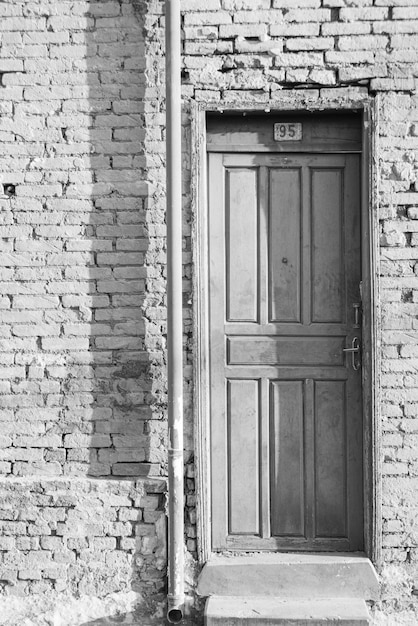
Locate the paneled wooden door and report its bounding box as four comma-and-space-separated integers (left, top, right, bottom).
208, 152, 364, 552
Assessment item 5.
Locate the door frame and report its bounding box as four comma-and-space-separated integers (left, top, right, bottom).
190, 96, 381, 565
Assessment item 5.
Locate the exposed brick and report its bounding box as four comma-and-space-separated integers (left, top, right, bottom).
273, 52, 325, 67
219, 24, 267, 38
325, 50, 377, 64
234, 10, 285, 25
274, 0, 320, 5
285, 37, 334, 51
282, 9, 331, 22
340, 7, 389, 21
392, 8, 418, 20
270, 23, 320, 37
371, 77, 417, 92
222, 0, 269, 8
183, 0, 221, 8
391, 34, 418, 49
321, 22, 371, 36
337, 34, 389, 50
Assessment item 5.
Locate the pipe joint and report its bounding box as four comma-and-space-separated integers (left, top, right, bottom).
168, 447, 184, 457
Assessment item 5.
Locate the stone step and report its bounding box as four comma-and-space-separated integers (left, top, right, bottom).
205, 596, 370, 625
198, 553, 379, 600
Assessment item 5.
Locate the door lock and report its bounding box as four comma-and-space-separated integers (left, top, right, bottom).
353, 302, 361, 328
343, 336, 361, 371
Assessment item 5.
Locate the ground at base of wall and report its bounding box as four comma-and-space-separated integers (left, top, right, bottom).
0, 593, 417, 626
0, 591, 166, 626
0, 592, 204, 626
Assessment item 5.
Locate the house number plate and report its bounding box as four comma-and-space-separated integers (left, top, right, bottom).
274, 122, 302, 141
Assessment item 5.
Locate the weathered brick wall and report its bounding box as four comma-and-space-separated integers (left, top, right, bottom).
0, 478, 168, 624
177, 0, 418, 623
0, 0, 418, 624
0, 0, 166, 481
0, 478, 166, 593
0, 0, 171, 622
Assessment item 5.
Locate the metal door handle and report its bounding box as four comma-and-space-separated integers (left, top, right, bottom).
343, 337, 361, 371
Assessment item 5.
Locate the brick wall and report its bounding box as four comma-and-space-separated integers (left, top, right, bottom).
0, 478, 166, 595
0, 0, 417, 623
178, 0, 418, 623
0, 0, 171, 622
0, 0, 166, 481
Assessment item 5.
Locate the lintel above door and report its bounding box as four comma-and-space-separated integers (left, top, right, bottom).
206, 111, 362, 153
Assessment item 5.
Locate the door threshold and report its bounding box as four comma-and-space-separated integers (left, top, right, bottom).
197, 552, 379, 600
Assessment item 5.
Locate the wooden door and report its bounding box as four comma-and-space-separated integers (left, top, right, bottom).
208, 152, 363, 552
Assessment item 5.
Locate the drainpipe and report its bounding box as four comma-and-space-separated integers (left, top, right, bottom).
165, 0, 184, 623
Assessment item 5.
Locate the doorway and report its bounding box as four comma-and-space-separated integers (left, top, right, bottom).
205, 113, 366, 552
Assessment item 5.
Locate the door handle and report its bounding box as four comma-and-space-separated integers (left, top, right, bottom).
343, 336, 361, 371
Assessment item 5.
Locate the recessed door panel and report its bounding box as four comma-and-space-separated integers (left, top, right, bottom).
314, 380, 347, 538
270, 381, 305, 537
225, 168, 258, 323
227, 336, 344, 367
269, 169, 301, 323
208, 150, 363, 552
311, 169, 344, 324
227, 379, 260, 535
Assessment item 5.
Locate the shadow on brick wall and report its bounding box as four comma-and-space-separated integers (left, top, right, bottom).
78, 0, 166, 483
76, 0, 167, 620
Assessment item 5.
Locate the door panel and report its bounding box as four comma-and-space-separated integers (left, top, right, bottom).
208, 152, 363, 552
311, 168, 344, 323
269, 168, 302, 323
226, 168, 259, 322
314, 380, 347, 538
228, 379, 260, 535
227, 336, 344, 367
270, 380, 305, 538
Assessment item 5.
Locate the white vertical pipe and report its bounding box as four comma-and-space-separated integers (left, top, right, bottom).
165, 0, 184, 622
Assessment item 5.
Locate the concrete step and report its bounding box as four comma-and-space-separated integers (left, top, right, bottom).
205, 596, 370, 625
198, 553, 379, 600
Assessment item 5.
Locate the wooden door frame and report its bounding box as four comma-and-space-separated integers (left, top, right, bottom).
191, 97, 381, 565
